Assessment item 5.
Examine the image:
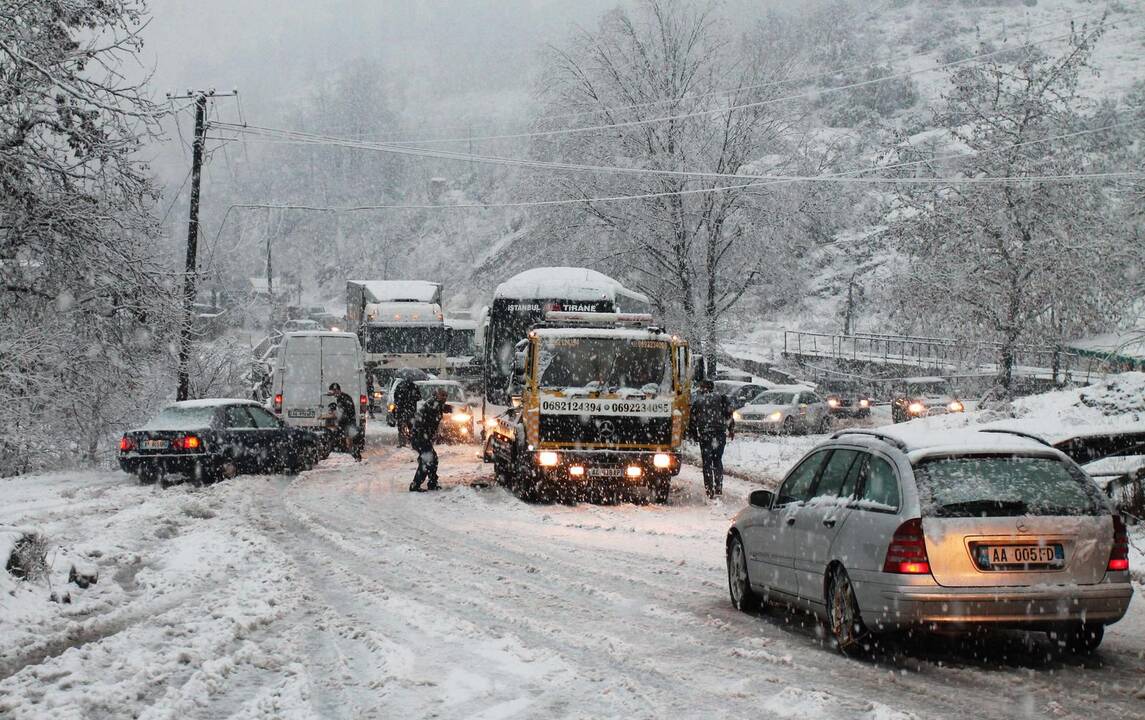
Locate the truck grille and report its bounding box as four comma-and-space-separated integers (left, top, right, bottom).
539, 416, 672, 446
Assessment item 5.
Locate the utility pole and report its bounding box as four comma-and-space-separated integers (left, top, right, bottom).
168, 88, 237, 401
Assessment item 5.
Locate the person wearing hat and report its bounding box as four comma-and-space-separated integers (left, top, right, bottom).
409, 387, 453, 491
688, 379, 735, 499
327, 383, 363, 461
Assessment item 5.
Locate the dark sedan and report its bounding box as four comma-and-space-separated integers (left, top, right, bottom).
118, 399, 321, 484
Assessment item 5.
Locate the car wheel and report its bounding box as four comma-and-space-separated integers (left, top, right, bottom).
727, 534, 761, 612
217, 455, 239, 482
818, 414, 833, 433
827, 566, 869, 655
1053, 623, 1104, 654
138, 465, 160, 485
782, 416, 796, 435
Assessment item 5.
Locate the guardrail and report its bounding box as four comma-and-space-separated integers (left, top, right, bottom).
782, 330, 1084, 379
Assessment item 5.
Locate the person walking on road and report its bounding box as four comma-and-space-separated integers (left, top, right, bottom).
409, 387, 452, 492
327, 383, 363, 461
689, 379, 734, 499
393, 376, 420, 448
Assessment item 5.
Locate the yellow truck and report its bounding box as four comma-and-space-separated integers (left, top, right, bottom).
482, 312, 691, 503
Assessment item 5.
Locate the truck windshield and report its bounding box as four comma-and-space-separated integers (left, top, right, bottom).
366, 326, 446, 354
538, 337, 671, 394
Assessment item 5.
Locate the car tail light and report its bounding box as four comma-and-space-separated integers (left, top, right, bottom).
119, 436, 135, 452
883, 518, 931, 574
273, 394, 283, 413
1109, 515, 1130, 572
173, 435, 202, 451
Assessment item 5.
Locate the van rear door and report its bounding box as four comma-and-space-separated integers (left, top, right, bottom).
282, 335, 323, 426
321, 335, 364, 423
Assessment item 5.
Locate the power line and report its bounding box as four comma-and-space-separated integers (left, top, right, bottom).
211, 115, 1145, 184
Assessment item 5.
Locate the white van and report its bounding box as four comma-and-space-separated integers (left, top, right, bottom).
271, 331, 367, 439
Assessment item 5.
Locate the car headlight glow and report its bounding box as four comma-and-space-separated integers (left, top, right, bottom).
653, 453, 671, 469
769, 411, 782, 421
452, 412, 471, 423
538, 451, 560, 467
827, 398, 840, 408
947, 400, 965, 413
733, 410, 742, 422
859, 398, 870, 408
908, 401, 925, 415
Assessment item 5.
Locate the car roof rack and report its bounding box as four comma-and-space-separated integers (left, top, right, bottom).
830, 429, 908, 451
977, 428, 1053, 447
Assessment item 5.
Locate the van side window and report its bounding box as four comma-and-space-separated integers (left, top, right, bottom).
858, 456, 901, 511
777, 451, 828, 505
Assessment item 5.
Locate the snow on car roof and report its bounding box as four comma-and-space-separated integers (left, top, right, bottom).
166, 398, 262, 409
857, 426, 1060, 458
282, 330, 357, 338
350, 280, 440, 303
494, 267, 650, 305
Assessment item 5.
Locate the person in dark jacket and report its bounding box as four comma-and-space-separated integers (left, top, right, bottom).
409, 387, 452, 491
327, 383, 363, 461
689, 379, 735, 498
392, 377, 420, 448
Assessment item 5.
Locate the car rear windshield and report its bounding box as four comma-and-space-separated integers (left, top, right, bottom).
143, 406, 217, 430
913, 454, 1105, 517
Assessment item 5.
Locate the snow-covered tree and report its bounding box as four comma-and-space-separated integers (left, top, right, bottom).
528, 0, 805, 348
887, 20, 1142, 393
0, 0, 174, 473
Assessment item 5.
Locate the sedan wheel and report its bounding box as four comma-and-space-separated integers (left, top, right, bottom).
218, 456, 239, 481
827, 567, 868, 655
727, 535, 761, 612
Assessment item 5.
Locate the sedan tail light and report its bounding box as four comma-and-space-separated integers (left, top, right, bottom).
119, 436, 135, 452
1109, 515, 1130, 572
883, 518, 931, 574
173, 435, 203, 451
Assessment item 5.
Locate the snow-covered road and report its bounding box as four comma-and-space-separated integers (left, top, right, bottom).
2, 429, 1144, 719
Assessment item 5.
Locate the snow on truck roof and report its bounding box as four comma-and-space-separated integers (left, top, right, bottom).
350, 280, 441, 303
532, 327, 668, 341
494, 267, 650, 304
166, 398, 263, 409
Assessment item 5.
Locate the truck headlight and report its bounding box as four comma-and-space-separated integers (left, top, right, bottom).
947, 400, 964, 413
653, 453, 671, 469
538, 451, 560, 467
569, 465, 585, 477
908, 401, 925, 415
625, 466, 642, 478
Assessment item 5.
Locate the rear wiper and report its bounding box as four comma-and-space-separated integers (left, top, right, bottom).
937, 499, 1029, 517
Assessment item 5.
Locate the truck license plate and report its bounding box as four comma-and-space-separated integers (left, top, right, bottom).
288, 408, 316, 418
587, 467, 623, 477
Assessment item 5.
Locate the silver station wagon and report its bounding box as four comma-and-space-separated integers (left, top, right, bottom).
726, 428, 1133, 654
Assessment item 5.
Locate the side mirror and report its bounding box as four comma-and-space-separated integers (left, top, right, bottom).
749, 489, 774, 508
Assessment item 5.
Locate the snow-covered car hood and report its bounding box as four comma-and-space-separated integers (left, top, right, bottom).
738, 403, 789, 416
